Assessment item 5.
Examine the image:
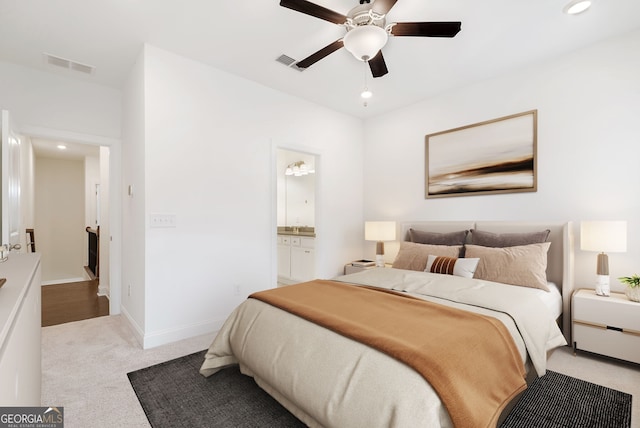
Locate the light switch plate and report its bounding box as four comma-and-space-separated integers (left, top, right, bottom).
150, 213, 177, 228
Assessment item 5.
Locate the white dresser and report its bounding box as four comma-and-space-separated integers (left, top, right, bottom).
0, 253, 42, 405
572, 288, 640, 364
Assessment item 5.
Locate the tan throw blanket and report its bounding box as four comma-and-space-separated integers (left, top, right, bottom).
250, 280, 527, 428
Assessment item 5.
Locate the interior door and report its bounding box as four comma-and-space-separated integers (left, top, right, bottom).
1, 110, 21, 248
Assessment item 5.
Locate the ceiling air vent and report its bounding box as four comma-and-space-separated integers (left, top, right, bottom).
276, 54, 304, 71
43, 53, 95, 75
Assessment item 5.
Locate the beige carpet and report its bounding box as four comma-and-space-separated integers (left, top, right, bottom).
42, 315, 639, 428
41, 315, 214, 428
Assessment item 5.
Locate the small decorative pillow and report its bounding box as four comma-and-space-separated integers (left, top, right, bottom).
425, 255, 480, 279
409, 229, 469, 246
464, 242, 551, 291
392, 242, 462, 271
470, 229, 550, 247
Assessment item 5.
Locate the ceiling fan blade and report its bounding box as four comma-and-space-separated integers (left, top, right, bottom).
296, 39, 344, 69
279, 0, 347, 25
390, 22, 462, 37
372, 0, 398, 15
368, 51, 389, 78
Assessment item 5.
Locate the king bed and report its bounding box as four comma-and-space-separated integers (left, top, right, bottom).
201, 221, 574, 427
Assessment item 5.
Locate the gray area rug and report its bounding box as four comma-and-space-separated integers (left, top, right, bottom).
501, 369, 631, 428
128, 350, 304, 428
128, 351, 632, 428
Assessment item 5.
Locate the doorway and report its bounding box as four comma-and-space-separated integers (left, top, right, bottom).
276, 148, 317, 285
31, 138, 111, 297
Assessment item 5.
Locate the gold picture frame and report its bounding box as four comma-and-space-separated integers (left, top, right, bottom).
425, 110, 537, 199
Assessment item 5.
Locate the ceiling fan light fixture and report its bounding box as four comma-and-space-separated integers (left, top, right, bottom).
563, 0, 591, 15
343, 25, 388, 61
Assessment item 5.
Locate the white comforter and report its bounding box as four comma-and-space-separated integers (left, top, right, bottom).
201, 268, 567, 428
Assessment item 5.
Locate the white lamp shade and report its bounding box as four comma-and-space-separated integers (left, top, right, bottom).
365, 221, 396, 242
343, 25, 388, 61
580, 221, 627, 252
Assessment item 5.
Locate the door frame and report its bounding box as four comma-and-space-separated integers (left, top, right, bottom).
22, 125, 123, 315
271, 141, 321, 288
1, 110, 22, 248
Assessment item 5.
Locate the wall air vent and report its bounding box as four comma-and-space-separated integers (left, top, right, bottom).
275, 54, 304, 71
43, 53, 95, 75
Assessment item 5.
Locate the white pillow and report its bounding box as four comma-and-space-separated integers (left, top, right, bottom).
425, 255, 480, 279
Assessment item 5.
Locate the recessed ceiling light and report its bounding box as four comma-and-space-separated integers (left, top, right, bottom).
563, 0, 592, 15
57, 144, 67, 150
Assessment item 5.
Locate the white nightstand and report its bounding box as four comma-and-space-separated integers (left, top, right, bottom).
572, 288, 640, 364
344, 262, 391, 275
344, 263, 376, 275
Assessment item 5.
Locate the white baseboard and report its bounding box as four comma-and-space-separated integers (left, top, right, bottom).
141, 318, 224, 349
119, 306, 222, 350
120, 306, 144, 348
41, 277, 87, 286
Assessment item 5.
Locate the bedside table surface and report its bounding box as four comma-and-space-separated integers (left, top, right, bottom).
573, 288, 636, 306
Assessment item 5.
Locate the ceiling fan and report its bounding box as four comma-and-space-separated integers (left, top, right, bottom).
280, 0, 462, 78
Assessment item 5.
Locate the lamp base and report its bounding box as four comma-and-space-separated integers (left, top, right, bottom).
595, 275, 610, 297
375, 241, 385, 267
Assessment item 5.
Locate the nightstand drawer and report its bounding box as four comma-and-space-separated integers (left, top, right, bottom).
573, 291, 639, 332
573, 323, 640, 364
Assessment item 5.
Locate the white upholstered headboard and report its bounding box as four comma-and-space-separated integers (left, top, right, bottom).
400, 221, 574, 340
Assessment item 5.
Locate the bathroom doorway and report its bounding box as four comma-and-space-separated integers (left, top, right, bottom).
276, 148, 317, 285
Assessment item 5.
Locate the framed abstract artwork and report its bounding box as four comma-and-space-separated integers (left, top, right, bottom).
425, 110, 537, 198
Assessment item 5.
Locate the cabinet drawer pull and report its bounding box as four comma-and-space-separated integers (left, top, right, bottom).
606, 326, 623, 332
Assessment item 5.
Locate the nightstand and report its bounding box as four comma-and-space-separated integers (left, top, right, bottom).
343, 262, 391, 275
572, 288, 640, 364
344, 263, 376, 275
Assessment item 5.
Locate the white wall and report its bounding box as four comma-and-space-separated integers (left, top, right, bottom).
121, 49, 147, 337
363, 29, 640, 292
19, 136, 35, 251
84, 156, 100, 229
34, 157, 86, 283
0, 61, 121, 138
98, 146, 111, 296
121, 44, 365, 348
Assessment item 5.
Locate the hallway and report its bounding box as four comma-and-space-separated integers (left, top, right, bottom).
41, 280, 109, 327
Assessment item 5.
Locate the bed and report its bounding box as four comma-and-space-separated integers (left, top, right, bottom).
200, 221, 574, 427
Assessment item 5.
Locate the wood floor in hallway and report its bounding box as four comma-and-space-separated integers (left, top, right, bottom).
41, 280, 109, 327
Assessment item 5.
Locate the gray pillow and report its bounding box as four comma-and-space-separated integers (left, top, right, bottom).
470, 229, 550, 247
409, 229, 469, 246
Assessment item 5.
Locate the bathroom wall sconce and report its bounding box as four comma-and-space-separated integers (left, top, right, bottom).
285, 161, 315, 177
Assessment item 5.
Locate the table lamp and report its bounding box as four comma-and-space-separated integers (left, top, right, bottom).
365, 221, 396, 267
580, 221, 627, 296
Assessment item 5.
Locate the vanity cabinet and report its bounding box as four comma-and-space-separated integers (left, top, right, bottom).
278, 235, 315, 284
277, 235, 292, 280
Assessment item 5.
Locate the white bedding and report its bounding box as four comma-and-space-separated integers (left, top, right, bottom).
540, 282, 563, 319
201, 268, 566, 428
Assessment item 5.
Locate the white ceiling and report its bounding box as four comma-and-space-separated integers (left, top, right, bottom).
1, 0, 640, 120
31, 138, 100, 160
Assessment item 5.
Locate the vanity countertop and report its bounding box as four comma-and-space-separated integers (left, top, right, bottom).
278, 226, 315, 237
